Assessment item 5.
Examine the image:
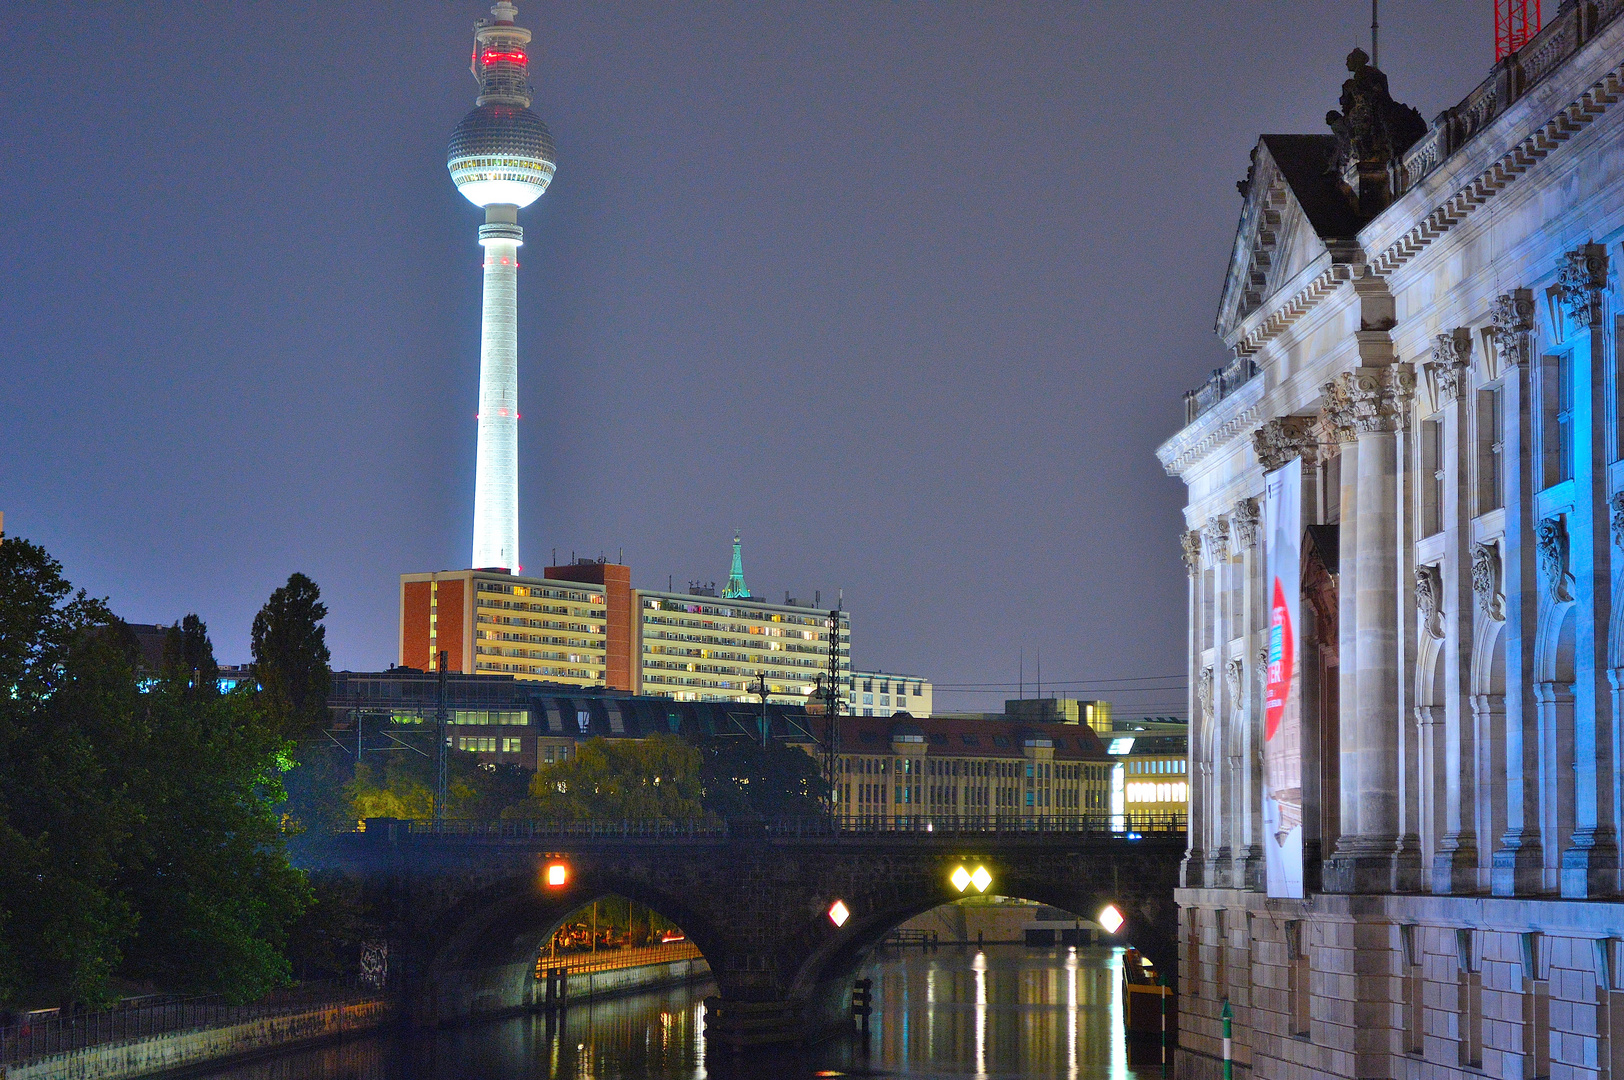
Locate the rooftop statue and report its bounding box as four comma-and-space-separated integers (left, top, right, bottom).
1325, 48, 1426, 175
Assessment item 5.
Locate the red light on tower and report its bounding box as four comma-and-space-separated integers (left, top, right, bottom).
1495, 0, 1540, 61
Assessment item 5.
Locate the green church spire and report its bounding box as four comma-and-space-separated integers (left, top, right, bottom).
723, 531, 751, 599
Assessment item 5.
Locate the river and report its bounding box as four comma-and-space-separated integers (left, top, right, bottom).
186, 945, 1170, 1079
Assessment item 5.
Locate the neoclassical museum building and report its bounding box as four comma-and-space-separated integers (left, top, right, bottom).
1158, 7, 1624, 1080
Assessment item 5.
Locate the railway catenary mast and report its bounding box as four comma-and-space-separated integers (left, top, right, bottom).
448, 2, 557, 573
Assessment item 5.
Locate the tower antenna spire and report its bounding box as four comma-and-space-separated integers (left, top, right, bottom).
1370, 0, 1378, 68
449, 2, 558, 572
724, 530, 751, 599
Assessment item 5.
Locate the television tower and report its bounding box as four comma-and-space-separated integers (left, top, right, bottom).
448, 2, 557, 572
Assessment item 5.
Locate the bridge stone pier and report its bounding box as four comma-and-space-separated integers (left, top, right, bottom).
320, 818, 1183, 1048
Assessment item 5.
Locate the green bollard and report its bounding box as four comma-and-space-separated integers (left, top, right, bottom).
1221, 997, 1233, 1080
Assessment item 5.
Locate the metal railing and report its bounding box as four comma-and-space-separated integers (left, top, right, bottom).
535, 939, 704, 978
384, 812, 1185, 840
0, 977, 385, 1067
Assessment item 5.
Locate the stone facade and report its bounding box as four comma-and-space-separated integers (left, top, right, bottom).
1157, 7, 1624, 1079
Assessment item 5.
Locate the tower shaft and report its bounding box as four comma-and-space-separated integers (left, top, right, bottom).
471, 211, 523, 571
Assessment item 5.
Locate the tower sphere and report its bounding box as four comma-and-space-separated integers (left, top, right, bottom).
448, 105, 557, 208
446, 1, 557, 209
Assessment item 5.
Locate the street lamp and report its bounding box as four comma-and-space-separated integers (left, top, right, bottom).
545, 861, 569, 888
828, 900, 850, 927
951, 864, 992, 893
1098, 904, 1125, 935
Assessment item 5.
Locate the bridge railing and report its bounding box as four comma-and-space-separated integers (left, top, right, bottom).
0, 977, 385, 1068
384, 812, 1185, 840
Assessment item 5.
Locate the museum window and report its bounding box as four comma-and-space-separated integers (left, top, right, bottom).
1421, 417, 1444, 537
1478, 386, 1504, 514
1541, 351, 1575, 488
1288, 920, 1310, 1039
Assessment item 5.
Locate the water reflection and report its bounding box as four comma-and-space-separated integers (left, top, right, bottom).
186, 945, 1164, 1080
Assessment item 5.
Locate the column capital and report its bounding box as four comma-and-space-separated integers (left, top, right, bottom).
1423, 329, 1471, 409
1490, 288, 1536, 371
1557, 243, 1608, 329
1202, 517, 1231, 564
1252, 415, 1319, 471
1229, 498, 1260, 551
1181, 529, 1203, 576
1326, 364, 1415, 435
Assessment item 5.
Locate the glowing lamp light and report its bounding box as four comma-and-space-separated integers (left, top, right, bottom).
951, 866, 972, 892
970, 866, 992, 893
828, 900, 850, 927
545, 862, 568, 888
1098, 904, 1125, 935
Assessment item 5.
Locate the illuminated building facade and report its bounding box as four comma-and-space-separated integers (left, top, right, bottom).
633, 588, 849, 704
829, 714, 1112, 823
845, 669, 933, 717
399, 569, 611, 689
1159, 14, 1624, 1080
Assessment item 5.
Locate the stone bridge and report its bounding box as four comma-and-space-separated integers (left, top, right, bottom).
315, 816, 1184, 1047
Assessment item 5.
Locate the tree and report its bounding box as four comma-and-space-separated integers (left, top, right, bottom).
251, 573, 331, 739
697, 735, 828, 820
161, 613, 219, 696
0, 539, 311, 1006
347, 749, 531, 822
505, 735, 706, 823
0, 539, 131, 1006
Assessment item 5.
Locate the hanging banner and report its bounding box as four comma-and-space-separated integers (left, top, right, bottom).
1262, 464, 1304, 899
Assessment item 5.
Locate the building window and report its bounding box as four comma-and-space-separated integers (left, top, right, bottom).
1478, 386, 1504, 514
502, 737, 522, 753
1542, 351, 1575, 488
1421, 417, 1444, 537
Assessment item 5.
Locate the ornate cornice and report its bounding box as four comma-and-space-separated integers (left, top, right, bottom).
1370, 67, 1624, 278
1157, 375, 1268, 478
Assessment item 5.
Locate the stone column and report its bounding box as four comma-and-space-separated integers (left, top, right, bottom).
1181, 529, 1206, 887
1325, 363, 1421, 893
1229, 498, 1264, 889
1491, 289, 1544, 896
1557, 244, 1619, 898
1204, 517, 1234, 885
1426, 330, 1481, 893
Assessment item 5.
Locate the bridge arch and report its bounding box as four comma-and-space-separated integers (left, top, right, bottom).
412, 867, 718, 1024
786, 882, 1149, 1003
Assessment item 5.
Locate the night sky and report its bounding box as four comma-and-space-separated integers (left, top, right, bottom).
1, 2, 1488, 714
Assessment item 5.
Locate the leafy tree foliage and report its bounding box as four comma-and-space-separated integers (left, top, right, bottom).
0, 538, 310, 1007
251, 573, 331, 739
697, 734, 828, 820
346, 750, 529, 822
505, 735, 706, 823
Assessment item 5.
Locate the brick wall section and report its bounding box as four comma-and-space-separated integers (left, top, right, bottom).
437, 579, 465, 671
1178, 890, 1624, 1080
402, 581, 432, 670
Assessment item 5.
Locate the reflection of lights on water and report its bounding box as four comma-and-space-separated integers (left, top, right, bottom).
973, 949, 988, 1078
1109, 946, 1128, 1080
1066, 947, 1079, 1080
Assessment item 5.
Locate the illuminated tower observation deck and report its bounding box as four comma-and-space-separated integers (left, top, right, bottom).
448, 1, 557, 572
